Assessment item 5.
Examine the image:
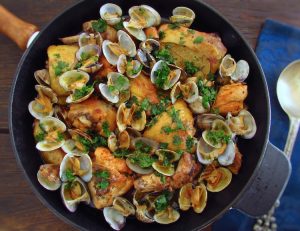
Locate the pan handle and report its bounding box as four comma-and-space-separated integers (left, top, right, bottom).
233, 142, 291, 217
0, 5, 38, 50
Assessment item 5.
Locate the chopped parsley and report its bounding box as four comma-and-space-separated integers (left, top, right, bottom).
150, 98, 170, 116
53, 53, 60, 58
197, 80, 217, 109
169, 107, 184, 130
114, 19, 124, 30
109, 74, 129, 92
179, 36, 185, 45
35, 132, 45, 142
206, 130, 231, 145
159, 31, 165, 40
153, 61, 170, 89
77, 136, 92, 152
154, 48, 174, 64
125, 96, 138, 108
173, 135, 182, 146
94, 170, 110, 190
168, 23, 180, 29
187, 29, 195, 34
207, 72, 215, 81
135, 140, 152, 153
127, 62, 143, 76
113, 149, 131, 158
154, 191, 171, 212
92, 18, 107, 33
193, 36, 204, 44
128, 152, 155, 168
65, 169, 75, 182
184, 61, 199, 76
155, 172, 166, 184
57, 132, 64, 141
53, 61, 69, 76
102, 121, 111, 137
73, 85, 93, 100
186, 136, 195, 152
140, 98, 150, 111
159, 142, 169, 149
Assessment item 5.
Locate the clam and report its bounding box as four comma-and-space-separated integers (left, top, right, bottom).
59, 70, 90, 91
59, 34, 80, 45
170, 82, 182, 104
189, 96, 209, 114
59, 154, 92, 183
231, 60, 250, 82
116, 103, 146, 132
151, 60, 181, 90
170, 7, 195, 27
108, 72, 130, 91
227, 110, 257, 139
36, 117, 66, 152
153, 207, 180, 224
152, 149, 181, 176
28, 85, 58, 120
100, 3, 122, 26
126, 128, 142, 148
128, 5, 161, 28
196, 114, 225, 130
219, 54, 237, 78
205, 167, 232, 192
179, 81, 199, 103
37, 164, 61, 191
78, 32, 103, 47
117, 54, 142, 78
218, 140, 235, 166
54, 105, 72, 128
123, 21, 146, 41
34, 69, 50, 86
140, 39, 160, 54
76, 44, 101, 61
102, 30, 136, 65
136, 204, 155, 223
136, 48, 156, 74
126, 158, 153, 175
196, 137, 226, 165
66, 86, 95, 104
103, 207, 126, 230
61, 177, 90, 212
108, 130, 130, 152
99, 83, 119, 103
132, 137, 159, 154
112, 197, 136, 217
178, 183, 207, 213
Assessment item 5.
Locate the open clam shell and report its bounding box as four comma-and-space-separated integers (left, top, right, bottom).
78, 32, 103, 47
117, 30, 137, 57
59, 70, 90, 92
59, 154, 93, 183
170, 7, 195, 27
170, 82, 182, 104
179, 81, 199, 103
123, 21, 146, 41
128, 5, 161, 28
76, 44, 101, 61
153, 207, 180, 224
103, 207, 126, 231
126, 158, 153, 175
219, 54, 237, 78
218, 140, 235, 166
196, 114, 225, 130
37, 164, 61, 191
189, 96, 209, 114
113, 197, 136, 217
36, 117, 66, 152
61, 177, 90, 212
132, 137, 159, 154
231, 60, 250, 82
100, 3, 122, 26
206, 167, 232, 192
34, 69, 50, 86
99, 83, 120, 104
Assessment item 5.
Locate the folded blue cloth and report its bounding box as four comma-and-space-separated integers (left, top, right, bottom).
213, 19, 300, 231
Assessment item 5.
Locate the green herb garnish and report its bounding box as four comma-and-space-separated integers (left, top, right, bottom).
184, 61, 199, 76
206, 130, 231, 145
159, 142, 169, 149
154, 48, 174, 64
168, 23, 180, 29
193, 36, 204, 44
187, 29, 195, 34
94, 170, 110, 190
169, 107, 184, 130
135, 140, 152, 153
35, 132, 45, 142
128, 152, 155, 168
102, 121, 111, 137
92, 19, 107, 33
173, 135, 182, 146
114, 19, 124, 30
154, 191, 171, 212
65, 169, 75, 182
53, 53, 60, 58
73, 85, 93, 100
140, 98, 150, 111
113, 149, 131, 158
159, 31, 165, 40
198, 80, 217, 109
53, 61, 69, 76
186, 136, 195, 152
153, 61, 170, 89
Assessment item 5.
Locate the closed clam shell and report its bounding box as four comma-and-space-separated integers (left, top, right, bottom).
108, 133, 118, 152
61, 177, 90, 212
59, 154, 93, 183
153, 207, 180, 224
37, 164, 61, 191
123, 21, 147, 41
191, 183, 207, 213
117, 54, 127, 74
36, 117, 67, 152
189, 96, 209, 114
206, 167, 232, 192
59, 70, 90, 91
218, 140, 235, 166
116, 103, 129, 132
108, 72, 130, 91
100, 3, 122, 26
178, 183, 193, 211
231, 60, 250, 82
103, 207, 126, 231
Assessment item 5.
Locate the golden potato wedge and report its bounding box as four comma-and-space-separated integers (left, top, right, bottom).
40, 149, 66, 165
48, 45, 78, 96
158, 24, 227, 73
130, 73, 159, 104
143, 100, 195, 151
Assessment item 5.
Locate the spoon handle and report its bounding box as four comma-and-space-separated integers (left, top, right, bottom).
284, 117, 300, 158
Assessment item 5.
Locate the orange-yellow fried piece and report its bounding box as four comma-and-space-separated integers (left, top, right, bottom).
95, 55, 117, 79
213, 83, 248, 116
228, 146, 242, 174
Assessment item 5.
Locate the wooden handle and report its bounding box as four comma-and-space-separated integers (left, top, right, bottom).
0, 5, 38, 50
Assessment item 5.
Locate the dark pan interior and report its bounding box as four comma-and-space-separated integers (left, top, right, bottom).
9, 0, 270, 230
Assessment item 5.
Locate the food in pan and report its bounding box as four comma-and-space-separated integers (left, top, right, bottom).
28, 3, 256, 230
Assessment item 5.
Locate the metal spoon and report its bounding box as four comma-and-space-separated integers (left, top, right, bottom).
253, 60, 300, 231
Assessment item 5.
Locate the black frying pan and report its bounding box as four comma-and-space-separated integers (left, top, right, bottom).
3, 0, 291, 230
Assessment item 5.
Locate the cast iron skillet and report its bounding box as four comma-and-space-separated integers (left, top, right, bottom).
4, 0, 291, 230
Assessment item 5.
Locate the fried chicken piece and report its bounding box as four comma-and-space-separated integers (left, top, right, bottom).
134, 153, 201, 192
228, 146, 242, 174
88, 148, 133, 209
67, 97, 117, 136
94, 55, 117, 80
213, 83, 248, 116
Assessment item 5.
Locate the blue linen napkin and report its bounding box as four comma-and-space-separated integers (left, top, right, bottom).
213, 19, 300, 231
